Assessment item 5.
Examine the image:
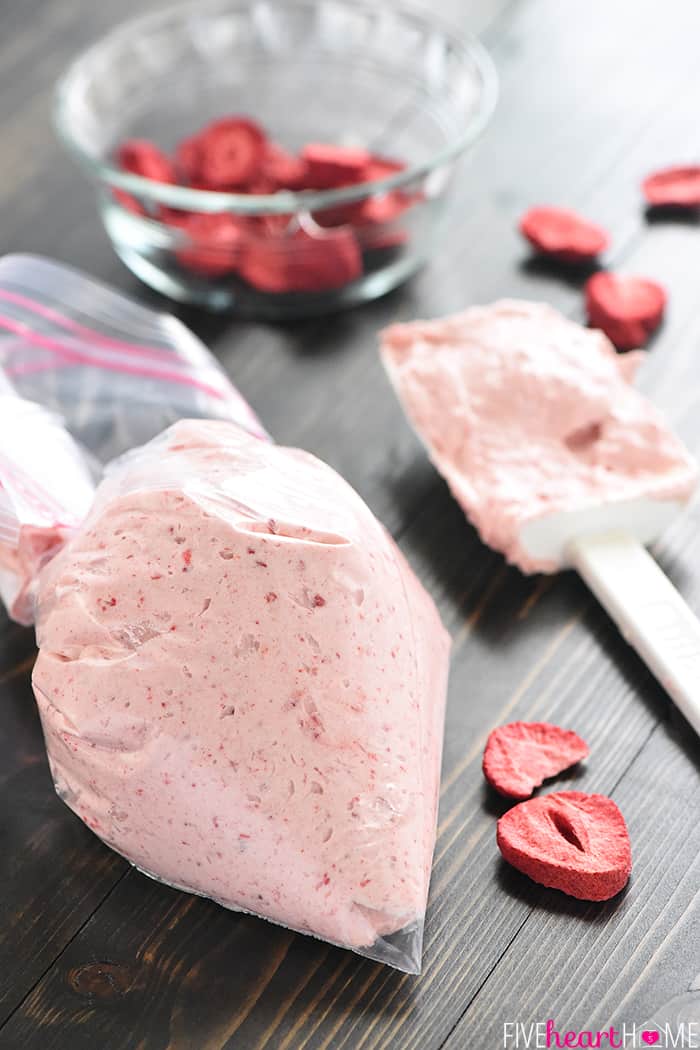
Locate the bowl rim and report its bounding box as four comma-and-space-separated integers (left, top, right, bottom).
53, 0, 498, 217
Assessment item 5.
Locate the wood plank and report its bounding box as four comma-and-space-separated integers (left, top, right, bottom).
0, 626, 36, 680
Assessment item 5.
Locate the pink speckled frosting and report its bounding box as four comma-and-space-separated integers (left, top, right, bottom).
32, 420, 449, 966
381, 300, 698, 573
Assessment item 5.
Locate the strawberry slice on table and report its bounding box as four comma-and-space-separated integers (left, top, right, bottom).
483, 721, 589, 800
174, 212, 247, 277
519, 205, 610, 262
585, 271, 667, 350
116, 139, 175, 184
642, 165, 700, 208
497, 791, 632, 901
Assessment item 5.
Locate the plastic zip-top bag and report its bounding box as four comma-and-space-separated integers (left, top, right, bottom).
0, 254, 268, 462
0, 373, 95, 624
33, 420, 450, 972
0, 253, 267, 625
0, 258, 450, 972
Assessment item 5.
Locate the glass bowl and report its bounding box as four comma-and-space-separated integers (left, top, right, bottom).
54, 0, 497, 319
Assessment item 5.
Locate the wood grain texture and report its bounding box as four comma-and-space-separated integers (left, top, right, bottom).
1, 0, 700, 1047
443, 722, 700, 1047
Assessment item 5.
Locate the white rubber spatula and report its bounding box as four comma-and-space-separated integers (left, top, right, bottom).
519, 496, 700, 736
380, 300, 700, 737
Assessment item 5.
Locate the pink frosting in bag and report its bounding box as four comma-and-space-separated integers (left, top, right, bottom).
381, 300, 698, 573
32, 420, 450, 960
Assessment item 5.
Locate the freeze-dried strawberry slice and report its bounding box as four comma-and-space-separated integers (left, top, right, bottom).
320, 153, 408, 216
642, 165, 700, 208
157, 205, 192, 227
175, 212, 246, 277
352, 198, 411, 251
313, 200, 409, 252
519, 206, 609, 262
252, 213, 295, 237
261, 143, 308, 190
312, 201, 366, 228
197, 118, 267, 189
116, 139, 175, 184
483, 722, 589, 800
360, 153, 407, 183
497, 791, 631, 901
239, 224, 362, 293
175, 135, 203, 185
301, 143, 371, 189
585, 272, 666, 350
313, 156, 410, 230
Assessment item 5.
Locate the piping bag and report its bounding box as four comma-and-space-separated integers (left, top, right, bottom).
381, 299, 700, 737
0, 255, 449, 973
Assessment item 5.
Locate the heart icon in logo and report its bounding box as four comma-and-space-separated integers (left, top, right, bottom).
641, 1032, 660, 1046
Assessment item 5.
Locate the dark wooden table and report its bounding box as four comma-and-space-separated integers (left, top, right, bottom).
1, 1, 700, 1047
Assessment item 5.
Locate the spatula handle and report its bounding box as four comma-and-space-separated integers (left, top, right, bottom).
569, 531, 700, 737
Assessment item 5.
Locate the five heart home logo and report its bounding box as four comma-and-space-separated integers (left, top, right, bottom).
502, 1019, 699, 1048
